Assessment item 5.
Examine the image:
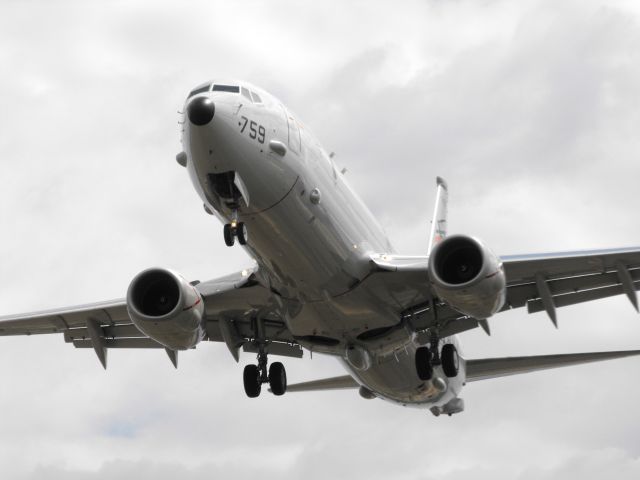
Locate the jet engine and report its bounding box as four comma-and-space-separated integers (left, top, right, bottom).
126, 268, 206, 350
428, 235, 506, 319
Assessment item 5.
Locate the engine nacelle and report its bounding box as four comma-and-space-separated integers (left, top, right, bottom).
428, 235, 506, 319
126, 268, 205, 350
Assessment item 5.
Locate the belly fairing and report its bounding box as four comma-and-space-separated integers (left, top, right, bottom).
342, 338, 466, 407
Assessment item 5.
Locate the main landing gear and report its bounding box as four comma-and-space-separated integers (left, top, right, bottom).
243, 349, 287, 398
223, 210, 247, 247
415, 331, 459, 381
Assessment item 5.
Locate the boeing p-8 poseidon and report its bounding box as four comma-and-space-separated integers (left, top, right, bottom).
2, 80, 639, 416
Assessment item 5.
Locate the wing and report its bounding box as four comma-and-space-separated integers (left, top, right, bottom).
369, 246, 640, 335
0, 266, 301, 368
466, 350, 640, 382
501, 247, 640, 323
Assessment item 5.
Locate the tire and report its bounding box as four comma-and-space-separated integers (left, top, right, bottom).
441, 343, 459, 378
223, 224, 235, 247
415, 346, 433, 381
237, 222, 248, 245
268, 362, 287, 396
243, 364, 261, 398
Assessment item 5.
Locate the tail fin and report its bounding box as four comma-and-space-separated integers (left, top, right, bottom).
428, 177, 449, 253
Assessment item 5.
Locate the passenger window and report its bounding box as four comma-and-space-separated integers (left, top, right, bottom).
241, 87, 253, 102
250, 91, 262, 103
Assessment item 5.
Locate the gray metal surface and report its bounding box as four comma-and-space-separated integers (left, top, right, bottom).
466, 350, 640, 382
1, 79, 640, 410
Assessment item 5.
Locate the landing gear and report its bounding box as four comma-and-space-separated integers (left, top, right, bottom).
269, 362, 287, 396
243, 364, 261, 398
223, 210, 248, 247
243, 349, 287, 398
236, 222, 248, 245
223, 223, 235, 247
415, 347, 434, 381
441, 343, 460, 378
415, 331, 459, 380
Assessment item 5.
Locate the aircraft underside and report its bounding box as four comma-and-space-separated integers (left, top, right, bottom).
1, 79, 639, 416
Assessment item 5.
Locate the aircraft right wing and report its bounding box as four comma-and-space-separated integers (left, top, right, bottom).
0, 266, 301, 368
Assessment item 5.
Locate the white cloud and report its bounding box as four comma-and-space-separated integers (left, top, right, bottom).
1, 0, 640, 478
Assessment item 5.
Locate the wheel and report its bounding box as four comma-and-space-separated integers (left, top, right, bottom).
269, 362, 287, 396
243, 364, 261, 398
415, 346, 433, 381
223, 224, 235, 247
441, 343, 459, 378
237, 222, 248, 245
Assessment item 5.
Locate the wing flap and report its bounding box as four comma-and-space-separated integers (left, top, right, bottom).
502, 247, 640, 283
466, 350, 640, 382
505, 268, 640, 308
63, 324, 146, 343
73, 338, 165, 349
527, 280, 640, 314
0, 299, 129, 335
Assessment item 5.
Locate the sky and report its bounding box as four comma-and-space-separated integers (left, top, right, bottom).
1, 0, 640, 478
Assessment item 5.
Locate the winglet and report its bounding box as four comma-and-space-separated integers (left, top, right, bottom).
428, 177, 449, 254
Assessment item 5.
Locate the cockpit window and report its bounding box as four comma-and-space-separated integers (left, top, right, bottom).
212, 84, 240, 93
187, 84, 211, 99
241, 87, 253, 102
250, 91, 262, 103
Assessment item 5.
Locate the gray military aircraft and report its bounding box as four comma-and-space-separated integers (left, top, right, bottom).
2, 80, 639, 416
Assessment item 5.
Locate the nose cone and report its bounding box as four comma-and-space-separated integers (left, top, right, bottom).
187, 97, 215, 126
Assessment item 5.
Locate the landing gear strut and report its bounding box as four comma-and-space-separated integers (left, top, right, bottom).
415, 330, 459, 380
243, 345, 287, 398
223, 210, 248, 247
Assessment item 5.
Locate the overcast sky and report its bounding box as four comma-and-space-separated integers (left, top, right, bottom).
2, 0, 640, 478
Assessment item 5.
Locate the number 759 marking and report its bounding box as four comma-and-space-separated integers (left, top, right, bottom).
239, 116, 265, 144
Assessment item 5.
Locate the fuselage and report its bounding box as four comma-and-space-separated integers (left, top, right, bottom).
181, 80, 465, 408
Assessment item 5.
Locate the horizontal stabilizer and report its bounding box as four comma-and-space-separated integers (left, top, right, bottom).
466, 350, 640, 382
286, 375, 359, 392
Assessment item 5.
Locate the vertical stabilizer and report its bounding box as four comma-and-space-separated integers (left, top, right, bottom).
428, 177, 449, 253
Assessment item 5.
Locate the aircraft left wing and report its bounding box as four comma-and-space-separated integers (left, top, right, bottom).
501, 247, 640, 322
0, 267, 300, 367
369, 246, 640, 334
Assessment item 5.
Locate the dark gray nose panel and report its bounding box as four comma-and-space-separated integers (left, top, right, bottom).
187, 97, 215, 125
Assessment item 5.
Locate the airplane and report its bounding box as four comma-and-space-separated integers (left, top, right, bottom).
1, 79, 639, 416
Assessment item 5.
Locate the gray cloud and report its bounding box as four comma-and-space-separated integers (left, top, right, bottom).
2, 0, 640, 478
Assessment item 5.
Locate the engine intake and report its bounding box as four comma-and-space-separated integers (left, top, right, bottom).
428, 235, 506, 319
127, 268, 205, 350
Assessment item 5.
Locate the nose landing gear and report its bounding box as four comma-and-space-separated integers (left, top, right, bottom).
223, 211, 248, 247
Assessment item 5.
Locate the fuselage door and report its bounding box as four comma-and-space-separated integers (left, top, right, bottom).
281, 106, 301, 154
